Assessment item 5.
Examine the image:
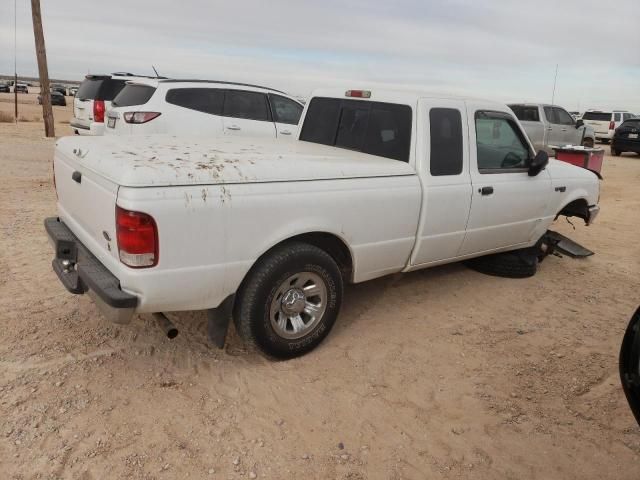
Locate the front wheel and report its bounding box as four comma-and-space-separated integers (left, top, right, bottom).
234, 242, 343, 359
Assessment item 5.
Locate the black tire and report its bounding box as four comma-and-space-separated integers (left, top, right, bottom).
465, 248, 538, 279
611, 146, 621, 156
601, 139, 610, 145
234, 242, 343, 359
582, 137, 594, 148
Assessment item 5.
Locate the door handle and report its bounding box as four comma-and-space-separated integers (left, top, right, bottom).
561, 128, 567, 132
279, 130, 292, 135
479, 186, 494, 195
546, 127, 553, 131
226, 125, 241, 131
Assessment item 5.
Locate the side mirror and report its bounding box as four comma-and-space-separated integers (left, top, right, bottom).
528, 150, 549, 176
575, 119, 584, 129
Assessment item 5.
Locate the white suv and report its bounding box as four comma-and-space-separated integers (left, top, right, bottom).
71, 73, 162, 136
105, 79, 304, 140
582, 110, 636, 144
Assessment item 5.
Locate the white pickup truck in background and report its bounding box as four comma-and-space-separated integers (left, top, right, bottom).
509, 103, 596, 153
46, 88, 600, 358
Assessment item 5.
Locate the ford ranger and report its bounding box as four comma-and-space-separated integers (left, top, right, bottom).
45, 89, 600, 358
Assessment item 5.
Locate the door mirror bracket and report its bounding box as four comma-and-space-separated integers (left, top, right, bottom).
528, 150, 549, 176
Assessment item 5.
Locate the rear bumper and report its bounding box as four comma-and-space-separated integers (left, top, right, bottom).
45, 217, 137, 323
612, 138, 640, 153
595, 131, 613, 140
70, 119, 104, 136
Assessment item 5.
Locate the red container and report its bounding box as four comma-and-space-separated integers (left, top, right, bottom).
553, 146, 604, 176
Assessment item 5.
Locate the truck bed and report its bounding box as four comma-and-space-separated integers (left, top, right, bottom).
55, 135, 416, 188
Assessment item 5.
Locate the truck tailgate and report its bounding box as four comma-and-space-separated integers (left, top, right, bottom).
54, 147, 120, 267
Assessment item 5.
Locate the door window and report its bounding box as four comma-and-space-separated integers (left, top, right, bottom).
429, 108, 463, 176
223, 90, 270, 121
543, 106, 557, 124
165, 88, 224, 115
475, 112, 531, 172
553, 107, 575, 125
269, 94, 303, 125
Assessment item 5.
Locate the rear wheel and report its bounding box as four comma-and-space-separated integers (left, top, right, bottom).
601, 139, 610, 145
611, 146, 621, 156
234, 242, 343, 359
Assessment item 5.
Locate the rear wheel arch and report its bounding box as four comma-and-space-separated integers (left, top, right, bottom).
234, 231, 354, 304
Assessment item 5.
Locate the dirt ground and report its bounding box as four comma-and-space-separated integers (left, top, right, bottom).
1, 93, 639, 480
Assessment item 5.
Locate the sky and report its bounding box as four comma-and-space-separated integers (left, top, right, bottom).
1, 0, 639, 112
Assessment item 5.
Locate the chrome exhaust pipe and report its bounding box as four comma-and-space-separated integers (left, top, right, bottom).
153, 313, 179, 339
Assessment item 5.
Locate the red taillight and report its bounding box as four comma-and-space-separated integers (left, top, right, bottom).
93, 100, 105, 123
116, 206, 158, 268
345, 90, 371, 98
123, 112, 161, 124
609, 121, 615, 130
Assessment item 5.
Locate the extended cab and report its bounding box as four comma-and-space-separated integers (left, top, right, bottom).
509, 103, 595, 152
46, 89, 601, 358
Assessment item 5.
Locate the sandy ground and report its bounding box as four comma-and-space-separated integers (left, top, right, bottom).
1, 94, 639, 480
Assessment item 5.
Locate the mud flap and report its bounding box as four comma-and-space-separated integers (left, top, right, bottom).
207, 296, 234, 349
544, 230, 594, 258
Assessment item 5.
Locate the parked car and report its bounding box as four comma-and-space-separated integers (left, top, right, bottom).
38, 91, 66, 106
508, 103, 595, 152
71, 73, 159, 136
582, 110, 635, 144
14, 83, 29, 94
611, 117, 640, 156
0, 82, 10, 93
105, 80, 304, 140
51, 84, 67, 96
69, 86, 78, 97
45, 88, 601, 359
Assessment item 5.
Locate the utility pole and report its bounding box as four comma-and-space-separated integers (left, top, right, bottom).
14, 0, 18, 122
30, 0, 54, 137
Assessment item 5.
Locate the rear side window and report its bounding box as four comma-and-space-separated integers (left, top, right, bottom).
112, 84, 156, 107
582, 111, 612, 121
509, 105, 540, 122
77, 78, 126, 101
165, 88, 224, 115
614, 113, 622, 122
223, 90, 270, 121
269, 94, 303, 125
300, 97, 412, 162
430, 108, 463, 176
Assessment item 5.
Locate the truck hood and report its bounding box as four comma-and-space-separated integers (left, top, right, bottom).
55, 135, 416, 187
546, 158, 600, 180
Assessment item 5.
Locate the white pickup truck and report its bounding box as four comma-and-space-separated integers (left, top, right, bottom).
46, 88, 600, 358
